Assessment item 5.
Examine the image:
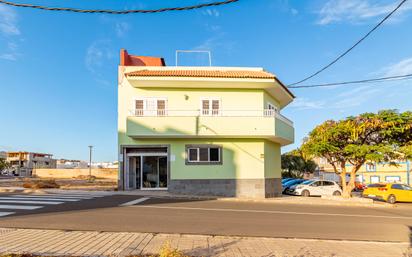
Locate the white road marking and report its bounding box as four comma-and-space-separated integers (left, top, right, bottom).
13, 195, 93, 200
0, 200, 63, 205
130, 205, 412, 220
120, 197, 150, 206
0, 205, 43, 210
0, 197, 80, 202
0, 212, 15, 217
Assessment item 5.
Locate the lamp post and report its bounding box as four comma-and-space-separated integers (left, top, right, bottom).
88, 145, 93, 181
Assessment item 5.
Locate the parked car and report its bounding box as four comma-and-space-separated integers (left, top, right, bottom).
282, 178, 294, 184
282, 179, 306, 193
286, 179, 342, 197
362, 183, 412, 204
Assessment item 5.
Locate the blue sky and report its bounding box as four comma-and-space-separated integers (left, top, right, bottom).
0, 0, 412, 161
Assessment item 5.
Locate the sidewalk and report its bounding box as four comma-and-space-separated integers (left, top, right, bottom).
0, 187, 397, 208
0, 228, 408, 257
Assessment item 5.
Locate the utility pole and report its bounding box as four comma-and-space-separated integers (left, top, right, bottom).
88, 145, 93, 181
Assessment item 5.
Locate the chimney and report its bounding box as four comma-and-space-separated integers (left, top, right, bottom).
120, 49, 166, 66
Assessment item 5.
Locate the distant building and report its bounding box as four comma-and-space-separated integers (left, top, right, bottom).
90, 162, 118, 169
6, 152, 56, 176
0, 151, 6, 160
56, 159, 88, 169
313, 157, 411, 185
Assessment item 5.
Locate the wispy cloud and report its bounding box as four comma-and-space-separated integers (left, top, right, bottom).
0, 5, 21, 61
115, 21, 130, 37
317, 0, 412, 25
85, 40, 115, 85
289, 97, 325, 110
202, 9, 220, 17
331, 85, 382, 109
85, 40, 115, 73
0, 5, 20, 36
378, 57, 412, 76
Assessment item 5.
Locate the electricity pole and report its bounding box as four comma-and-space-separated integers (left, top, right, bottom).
88, 145, 93, 181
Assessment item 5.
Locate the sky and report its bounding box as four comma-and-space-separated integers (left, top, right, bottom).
0, 0, 412, 162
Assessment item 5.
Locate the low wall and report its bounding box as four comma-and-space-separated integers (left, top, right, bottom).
34, 168, 118, 180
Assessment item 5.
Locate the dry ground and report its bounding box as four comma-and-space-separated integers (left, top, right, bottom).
0, 177, 117, 191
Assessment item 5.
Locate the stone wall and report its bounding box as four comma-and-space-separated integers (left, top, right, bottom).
168, 178, 282, 199
34, 168, 118, 180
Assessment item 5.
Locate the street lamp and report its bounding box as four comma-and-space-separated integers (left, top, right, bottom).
88, 145, 93, 181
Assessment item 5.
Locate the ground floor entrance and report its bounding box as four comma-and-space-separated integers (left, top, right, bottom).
123, 146, 168, 190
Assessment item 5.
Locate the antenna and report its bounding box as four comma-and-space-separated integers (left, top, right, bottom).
175, 50, 212, 66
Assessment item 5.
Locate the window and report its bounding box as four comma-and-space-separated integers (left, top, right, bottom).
370, 176, 380, 183
264, 103, 277, 117
311, 181, 323, 187
385, 176, 401, 183
323, 181, 335, 186
391, 184, 403, 190
201, 98, 220, 116
365, 163, 375, 172
186, 145, 222, 165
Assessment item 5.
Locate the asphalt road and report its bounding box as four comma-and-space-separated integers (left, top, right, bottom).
0, 192, 411, 243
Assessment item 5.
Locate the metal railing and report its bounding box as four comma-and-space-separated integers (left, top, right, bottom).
128, 109, 293, 126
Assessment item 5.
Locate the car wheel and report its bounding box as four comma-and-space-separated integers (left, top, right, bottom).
302, 190, 310, 197
333, 191, 341, 196
387, 194, 396, 204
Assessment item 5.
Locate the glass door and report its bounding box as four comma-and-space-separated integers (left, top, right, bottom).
142, 156, 167, 189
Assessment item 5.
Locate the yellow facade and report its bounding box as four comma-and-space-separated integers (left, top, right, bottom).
118, 63, 294, 197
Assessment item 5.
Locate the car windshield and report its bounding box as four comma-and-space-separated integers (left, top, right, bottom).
301, 180, 314, 185
403, 184, 412, 191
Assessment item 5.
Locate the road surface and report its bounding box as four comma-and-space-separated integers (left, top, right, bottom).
0, 192, 410, 243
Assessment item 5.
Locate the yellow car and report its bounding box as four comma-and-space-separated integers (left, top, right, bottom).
362, 183, 412, 204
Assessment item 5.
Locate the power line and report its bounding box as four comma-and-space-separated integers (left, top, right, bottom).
288, 0, 409, 86
0, 0, 239, 14
288, 73, 412, 89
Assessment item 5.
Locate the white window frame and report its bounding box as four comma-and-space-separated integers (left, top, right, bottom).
365, 163, 376, 172
385, 176, 401, 183
186, 146, 221, 164
200, 97, 221, 116
133, 97, 168, 116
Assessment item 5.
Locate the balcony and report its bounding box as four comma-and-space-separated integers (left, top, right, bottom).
126, 109, 294, 145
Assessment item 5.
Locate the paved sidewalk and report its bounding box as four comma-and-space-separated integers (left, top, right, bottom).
0, 228, 408, 257
0, 187, 393, 208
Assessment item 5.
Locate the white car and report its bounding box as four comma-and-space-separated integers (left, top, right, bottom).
287, 180, 342, 197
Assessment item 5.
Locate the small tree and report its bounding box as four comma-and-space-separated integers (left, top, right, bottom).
281, 149, 318, 178
302, 110, 412, 198
0, 159, 9, 171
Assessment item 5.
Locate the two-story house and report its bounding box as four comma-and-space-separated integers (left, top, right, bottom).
118, 49, 295, 198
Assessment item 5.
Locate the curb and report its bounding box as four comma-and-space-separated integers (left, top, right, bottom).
0, 187, 397, 208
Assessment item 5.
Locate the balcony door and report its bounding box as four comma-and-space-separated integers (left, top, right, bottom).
135, 97, 167, 116
201, 98, 220, 116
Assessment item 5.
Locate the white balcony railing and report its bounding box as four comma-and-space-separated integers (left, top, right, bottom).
128, 109, 293, 126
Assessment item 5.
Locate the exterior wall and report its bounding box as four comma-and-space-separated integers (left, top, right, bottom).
315, 158, 411, 185
35, 168, 118, 180
119, 138, 283, 198
169, 178, 281, 198
120, 138, 266, 180
263, 91, 280, 110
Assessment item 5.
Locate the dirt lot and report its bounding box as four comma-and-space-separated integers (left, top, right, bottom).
0, 177, 117, 191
